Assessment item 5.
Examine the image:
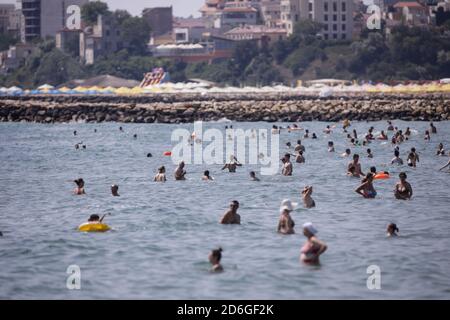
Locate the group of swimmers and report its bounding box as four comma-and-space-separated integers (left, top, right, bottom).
68, 120, 449, 273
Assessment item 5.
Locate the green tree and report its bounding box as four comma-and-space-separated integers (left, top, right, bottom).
118, 16, 151, 55
81, 1, 109, 25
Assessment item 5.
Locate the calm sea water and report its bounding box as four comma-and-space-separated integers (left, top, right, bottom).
0, 120, 449, 299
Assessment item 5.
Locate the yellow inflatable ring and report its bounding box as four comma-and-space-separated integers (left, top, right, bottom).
78, 222, 110, 232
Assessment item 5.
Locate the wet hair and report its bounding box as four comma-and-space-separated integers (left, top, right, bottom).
74, 178, 84, 187
147, 153, 152, 157
394, 150, 400, 157
250, 171, 256, 177
370, 166, 377, 173
367, 149, 371, 153
353, 154, 359, 159
111, 184, 118, 190
350, 138, 355, 143
88, 214, 100, 222
133, 134, 137, 138
204, 170, 210, 176
285, 153, 291, 158
411, 148, 416, 152
399, 172, 407, 179
158, 166, 165, 173
345, 148, 351, 154
211, 248, 223, 261
286, 142, 291, 147
297, 140, 301, 144
328, 141, 334, 146
230, 200, 239, 207
387, 223, 399, 233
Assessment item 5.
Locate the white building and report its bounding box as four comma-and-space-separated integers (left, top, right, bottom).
281, 0, 354, 40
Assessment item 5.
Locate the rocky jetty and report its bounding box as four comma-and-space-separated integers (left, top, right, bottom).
0, 93, 449, 123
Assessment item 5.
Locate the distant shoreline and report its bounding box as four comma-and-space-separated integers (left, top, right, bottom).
1, 93, 449, 123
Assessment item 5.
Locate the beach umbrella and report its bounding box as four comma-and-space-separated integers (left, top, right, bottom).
38, 84, 55, 90
58, 87, 71, 93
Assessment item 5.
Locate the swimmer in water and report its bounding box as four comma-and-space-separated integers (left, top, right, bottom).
133, 134, 137, 139
437, 143, 445, 156
387, 223, 399, 237
286, 142, 292, 149
271, 125, 279, 134
154, 166, 167, 182
391, 150, 404, 165
85, 213, 109, 225
302, 186, 316, 208
111, 184, 120, 197
323, 125, 332, 134
430, 122, 437, 134
355, 173, 377, 198
387, 121, 394, 131
296, 150, 305, 163
312, 133, 317, 139
73, 178, 85, 195
174, 161, 187, 180
209, 248, 224, 273
282, 153, 293, 176
73, 130, 77, 136
352, 129, 358, 140
300, 222, 327, 264
348, 154, 364, 177
119, 127, 123, 132
424, 130, 431, 141
220, 200, 241, 224
367, 148, 373, 159
407, 148, 419, 167
378, 130, 388, 140
294, 140, 305, 153
394, 172, 413, 200
249, 171, 260, 181
328, 141, 335, 152
221, 156, 242, 172
342, 148, 351, 157
405, 127, 411, 137
303, 129, 309, 138
277, 200, 296, 235
147, 153, 153, 158
202, 170, 214, 181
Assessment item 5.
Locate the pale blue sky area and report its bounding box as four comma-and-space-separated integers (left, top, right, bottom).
0, 0, 205, 17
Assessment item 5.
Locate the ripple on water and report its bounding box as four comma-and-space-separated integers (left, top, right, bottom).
0, 121, 449, 299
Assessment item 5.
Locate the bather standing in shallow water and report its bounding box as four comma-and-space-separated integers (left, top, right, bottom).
282, 153, 293, 176
154, 166, 167, 182
355, 173, 377, 198
302, 186, 316, 208
174, 161, 187, 180
277, 200, 296, 235
73, 178, 85, 195
300, 222, 327, 265
220, 200, 241, 224
221, 156, 242, 173
209, 248, 224, 273
394, 172, 412, 200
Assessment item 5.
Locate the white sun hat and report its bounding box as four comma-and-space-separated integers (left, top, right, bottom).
303, 222, 318, 235
279, 199, 298, 213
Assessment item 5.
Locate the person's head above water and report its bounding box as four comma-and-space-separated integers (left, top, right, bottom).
284, 153, 291, 160
204, 170, 210, 177
328, 141, 334, 147
111, 185, 119, 196
158, 166, 166, 173
179, 161, 185, 168
399, 172, 407, 181
353, 154, 359, 162
297, 140, 301, 145
230, 200, 239, 211
387, 223, 399, 235
346, 149, 351, 155
303, 222, 318, 238
370, 166, 377, 174
250, 171, 256, 178
367, 149, 372, 154
74, 178, 84, 187
394, 150, 400, 157
209, 247, 223, 265
88, 214, 100, 222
